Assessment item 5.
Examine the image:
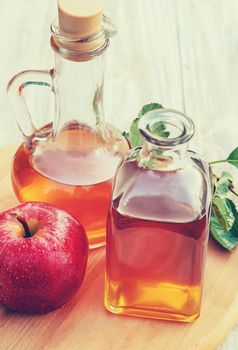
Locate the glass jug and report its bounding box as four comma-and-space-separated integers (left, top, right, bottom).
7, 16, 129, 248
105, 109, 211, 322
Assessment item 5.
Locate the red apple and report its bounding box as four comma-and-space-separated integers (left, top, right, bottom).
0, 202, 88, 314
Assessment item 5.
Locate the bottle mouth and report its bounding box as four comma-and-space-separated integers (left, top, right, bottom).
138, 109, 195, 148
50, 15, 117, 60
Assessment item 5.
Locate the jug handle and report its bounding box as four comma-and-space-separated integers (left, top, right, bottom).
7, 69, 56, 147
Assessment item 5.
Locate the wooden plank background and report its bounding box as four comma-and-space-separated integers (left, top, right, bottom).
0, 0, 238, 349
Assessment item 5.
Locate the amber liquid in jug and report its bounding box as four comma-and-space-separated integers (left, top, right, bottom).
105, 109, 211, 322
12, 123, 128, 248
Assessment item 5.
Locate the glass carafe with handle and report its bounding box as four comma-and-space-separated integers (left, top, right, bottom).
7, 6, 129, 248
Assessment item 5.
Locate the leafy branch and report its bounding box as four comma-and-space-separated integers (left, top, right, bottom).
124, 103, 238, 251
209, 148, 238, 250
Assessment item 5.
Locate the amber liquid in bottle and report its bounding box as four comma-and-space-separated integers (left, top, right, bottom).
105, 161, 209, 322
12, 124, 128, 248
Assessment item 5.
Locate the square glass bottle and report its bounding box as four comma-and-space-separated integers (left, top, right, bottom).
104, 109, 211, 322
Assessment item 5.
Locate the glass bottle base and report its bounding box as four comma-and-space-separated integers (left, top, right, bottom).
104, 277, 202, 323
104, 301, 200, 323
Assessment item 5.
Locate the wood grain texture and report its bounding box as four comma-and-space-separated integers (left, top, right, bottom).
1, 0, 238, 349
0, 147, 238, 350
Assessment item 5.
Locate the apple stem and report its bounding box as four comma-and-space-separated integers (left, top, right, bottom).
11, 213, 32, 238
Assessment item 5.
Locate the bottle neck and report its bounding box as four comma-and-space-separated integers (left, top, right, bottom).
138, 141, 189, 171
137, 108, 195, 171
49, 16, 117, 137
53, 52, 105, 136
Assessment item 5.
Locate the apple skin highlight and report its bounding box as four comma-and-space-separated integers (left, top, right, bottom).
0, 202, 88, 314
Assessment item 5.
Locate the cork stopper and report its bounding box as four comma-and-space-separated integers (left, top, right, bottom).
58, 0, 105, 38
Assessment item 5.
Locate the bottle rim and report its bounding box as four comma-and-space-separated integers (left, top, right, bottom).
138, 108, 195, 148
50, 15, 116, 59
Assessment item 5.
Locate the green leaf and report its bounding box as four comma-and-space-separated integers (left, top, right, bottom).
210, 169, 238, 250
150, 121, 170, 138
213, 171, 233, 198
212, 196, 235, 231
210, 198, 238, 251
129, 103, 164, 148
228, 199, 238, 233
129, 118, 143, 148
210, 212, 238, 251
228, 147, 238, 169
140, 103, 163, 117
211, 171, 236, 231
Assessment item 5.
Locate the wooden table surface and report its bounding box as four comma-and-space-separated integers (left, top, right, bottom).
0, 0, 238, 349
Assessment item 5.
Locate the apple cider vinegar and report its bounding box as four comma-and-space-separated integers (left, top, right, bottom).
104, 109, 211, 322
12, 124, 128, 248
105, 206, 208, 322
